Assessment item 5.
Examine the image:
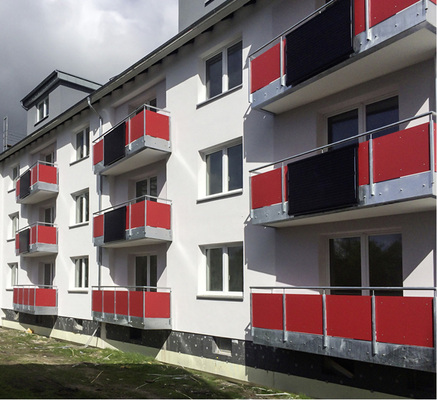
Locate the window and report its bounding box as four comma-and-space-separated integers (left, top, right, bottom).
135, 255, 157, 290
11, 164, 19, 189
43, 206, 55, 224
205, 244, 243, 293
327, 96, 399, 147
329, 233, 402, 295
205, 142, 242, 196
136, 176, 157, 202
41, 263, 54, 287
76, 127, 90, 160
206, 41, 242, 99
10, 213, 19, 239
74, 257, 89, 288
41, 151, 55, 164
37, 97, 49, 122
74, 191, 89, 224
9, 263, 18, 288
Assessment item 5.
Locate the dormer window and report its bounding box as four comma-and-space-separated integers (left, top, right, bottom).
37, 97, 49, 122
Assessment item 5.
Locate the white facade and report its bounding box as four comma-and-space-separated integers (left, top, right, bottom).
0, 0, 436, 397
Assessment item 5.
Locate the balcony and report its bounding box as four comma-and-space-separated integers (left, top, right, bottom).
16, 161, 58, 204
93, 196, 172, 248
251, 286, 436, 372
93, 105, 171, 176
250, 114, 436, 227
13, 285, 58, 315
92, 286, 171, 330
15, 223, 58, 257
249, 0, 436, 113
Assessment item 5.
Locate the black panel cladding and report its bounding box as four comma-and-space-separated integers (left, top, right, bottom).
19, 228, 30, 253
104, 122, 126, 166
285, 0, 353, 87
19, 170, 31, 199
104, 206, 126, 243
288, 145, 358, 215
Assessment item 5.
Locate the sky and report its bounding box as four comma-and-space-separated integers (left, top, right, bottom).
0, 0, 179, 140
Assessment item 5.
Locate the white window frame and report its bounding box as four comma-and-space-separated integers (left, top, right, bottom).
73, 190, 89, 224
200, 140, 243, 200
9, 213, 19, 240
11, 164, 20, 190
37, 97, 49, 123
198, 243, 244, 299
9, 263, 18, 289
75, 127, 90, 161
73, 257, 89, 289
204, 40, 243, 101
325, 229, 403, 294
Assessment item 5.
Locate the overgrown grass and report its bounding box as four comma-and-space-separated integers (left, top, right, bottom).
0, 328, 308, 399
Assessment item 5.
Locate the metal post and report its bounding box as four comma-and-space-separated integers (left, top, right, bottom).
143, 287, 146, 327
143, 105, 147, 139
429, 116, 435, 187
322, 289, 327, 348
101, 290, 105, 319
282, 289, 286, 342
144, 200, 147, 228
281, 163, 286, 213
365, 0, 371, 41
369, 134, 375, 196
128, 289, 131, 323
249, 174, 254, 219
114, 289, 117, 321
250, 289, 254, 336
371, 290, 377, 355
280, 36, 285, 87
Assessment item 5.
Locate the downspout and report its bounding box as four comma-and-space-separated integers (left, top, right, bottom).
87, 97, 103, 288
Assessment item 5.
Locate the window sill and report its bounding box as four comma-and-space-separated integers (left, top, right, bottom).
7, 187, 16, 193
68, 289, 89, 294
6, 238, 15, 243
6, 288, 13, 292
197, 292, 243, 301
34, 115, 49, 127
69, 222, 89, 229
70, 155, 90, 166
197, 188, 243, 204
196, 84, 242, 109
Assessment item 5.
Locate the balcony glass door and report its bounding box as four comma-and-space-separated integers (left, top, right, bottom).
135, 255, 157, 291
136, 177, 157, 203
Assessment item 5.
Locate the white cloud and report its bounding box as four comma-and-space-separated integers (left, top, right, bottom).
0, 0, 178, 136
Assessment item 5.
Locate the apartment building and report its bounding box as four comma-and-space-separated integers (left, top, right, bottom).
0, 0, 436, 397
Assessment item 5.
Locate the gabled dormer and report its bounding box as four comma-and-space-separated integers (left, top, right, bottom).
21, 70, 101, 135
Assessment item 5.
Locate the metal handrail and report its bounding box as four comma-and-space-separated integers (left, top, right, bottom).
92, 285, 171, 292
13, 285, 57, 289
16, 222, 57, 233
250, 111, 436, 174
92, 103, 170, 143
251, 286, 437, 354
17, 160, 57, 181
93, 195, 172, 216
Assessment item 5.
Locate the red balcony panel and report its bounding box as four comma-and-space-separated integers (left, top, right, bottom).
354, 0, 366, 35
147, 201, 171, 229
115, 291, 129, 316
37, 164, 57, 184
146, 111, 170, 141
92, 290, 103, 313
376, 296, 434, 347
16, 180, 20, 196
252, 293, 283, 330
251, 42, 282, 94
285, 294, 323, 335
126, 111, 144, 144
129, 291, 144, 318
251, 167, 287, 210
93, 215, 104, 238
24, 288, 36, 306
373, 123, 430, 183
102, 291, 115, 314
358, 123, 433, 186
31, 225, 57, 245
35, 289, 57, 307
93, 140, 104, 165
326, 295, 372, 341
128, 201, 146, 229
371, 0, 421, 28
144, 292, 170, 318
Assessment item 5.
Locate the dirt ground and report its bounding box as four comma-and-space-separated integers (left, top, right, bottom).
0, 327, 306, 399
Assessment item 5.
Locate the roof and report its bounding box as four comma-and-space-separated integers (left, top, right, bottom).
21, 70, 102, 110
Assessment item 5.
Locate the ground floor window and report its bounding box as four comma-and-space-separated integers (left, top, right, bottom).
206, 244, 243, 293
329, 233, 402, 295
73, 257, 89, 289
135, 255, 157, 290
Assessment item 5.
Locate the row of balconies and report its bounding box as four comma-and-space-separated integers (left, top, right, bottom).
249, 0, 436, 114
11, 284, 435, 371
